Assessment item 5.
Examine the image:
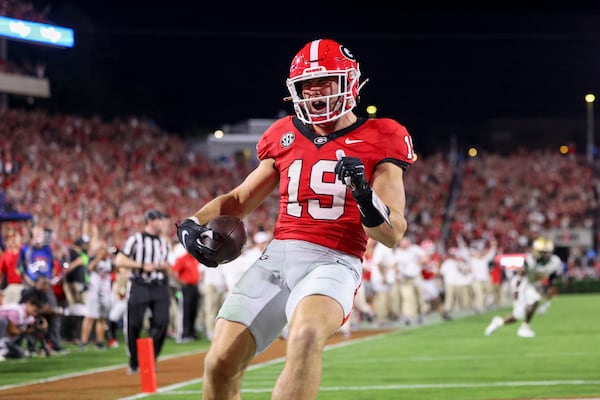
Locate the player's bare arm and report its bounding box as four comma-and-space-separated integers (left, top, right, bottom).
366, 162, 408, 247
191, 158, 279, 224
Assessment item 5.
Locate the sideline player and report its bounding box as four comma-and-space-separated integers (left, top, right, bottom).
177, 38, 415, 399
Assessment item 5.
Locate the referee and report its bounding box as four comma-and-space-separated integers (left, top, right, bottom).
115, 209, 172, 374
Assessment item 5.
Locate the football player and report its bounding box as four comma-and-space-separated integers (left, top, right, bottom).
485, 250, 548, 338
176, 38, 415, 399
524, 237, 563, 314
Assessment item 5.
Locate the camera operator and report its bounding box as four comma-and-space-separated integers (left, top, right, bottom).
0, 294, 44, 360
19, 275, 64, 356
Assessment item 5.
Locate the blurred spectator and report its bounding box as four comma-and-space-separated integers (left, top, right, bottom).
370, 240, 396, 325
200, 264, 227, 341
489, 256, 508, 308
0, 0, 50, 21
419, 239, 451, 320
63, 235, 91, 309
16, 227, 65, 353
394, 237, 427, 325
17, 225, 53, 287
0, 228, 24, 304
459, 237, 498, 313
80, 240, 114, 350
171, 244, 201, 342
440, 248, 472, 314
107, 264, 129, 349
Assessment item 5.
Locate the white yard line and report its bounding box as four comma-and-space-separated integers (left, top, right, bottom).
122, 380, 600, 398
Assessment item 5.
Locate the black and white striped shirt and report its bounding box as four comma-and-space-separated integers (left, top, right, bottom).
121, 232, 170, 284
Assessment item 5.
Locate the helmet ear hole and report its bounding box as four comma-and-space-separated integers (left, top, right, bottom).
294, 83, 303, 98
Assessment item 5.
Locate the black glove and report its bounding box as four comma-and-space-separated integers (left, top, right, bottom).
334, 155, 391, 228
334, 156, 371, 203
176, 218, 219, 268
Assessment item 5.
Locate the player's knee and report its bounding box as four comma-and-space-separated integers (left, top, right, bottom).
204, 350, 245, 383
513, 307, 526, 321
287, 324, 327, 351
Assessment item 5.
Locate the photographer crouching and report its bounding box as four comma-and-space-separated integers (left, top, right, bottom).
0, 293, 45, 360
18, 275, 65, 356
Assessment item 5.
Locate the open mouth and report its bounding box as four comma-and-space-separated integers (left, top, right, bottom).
310, 100, 327, 111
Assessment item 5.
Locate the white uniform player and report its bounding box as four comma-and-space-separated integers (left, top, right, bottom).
524, 237, 563, 314
485, 253, 540, 338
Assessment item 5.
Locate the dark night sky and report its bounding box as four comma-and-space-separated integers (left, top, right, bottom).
7, 2, 600, 153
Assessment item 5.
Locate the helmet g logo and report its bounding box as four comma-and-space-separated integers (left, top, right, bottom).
340, 46, 356, 61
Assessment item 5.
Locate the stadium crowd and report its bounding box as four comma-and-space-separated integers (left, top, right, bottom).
0, 0, 51, 78
0, 0, 50, 22
1, 107, 599, 362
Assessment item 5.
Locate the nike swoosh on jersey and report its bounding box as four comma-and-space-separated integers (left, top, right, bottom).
345, 138, 364, 144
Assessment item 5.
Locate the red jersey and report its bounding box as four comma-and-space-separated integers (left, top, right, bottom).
257, 116, 415, 259
421, 252, 442, 280
0, 249, 22, 285
172, 253, 201, 285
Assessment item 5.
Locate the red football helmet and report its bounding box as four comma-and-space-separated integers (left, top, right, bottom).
286, 39, 365, 124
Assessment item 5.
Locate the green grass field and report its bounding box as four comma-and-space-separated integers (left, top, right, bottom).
2, 294, 600, 399
142, 294, 600, 400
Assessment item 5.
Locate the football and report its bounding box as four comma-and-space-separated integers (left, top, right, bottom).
204, 215, 247, 264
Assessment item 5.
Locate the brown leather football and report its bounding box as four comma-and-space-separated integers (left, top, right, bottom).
204, 215, 247, 263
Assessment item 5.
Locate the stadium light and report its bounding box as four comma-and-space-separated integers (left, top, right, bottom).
366, 105, 377, 118
213, 129, 224, 139
585, 93, 595, 163
467, 147, 478, 157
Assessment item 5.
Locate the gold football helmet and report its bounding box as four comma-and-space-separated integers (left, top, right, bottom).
532, 237, 554, 260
